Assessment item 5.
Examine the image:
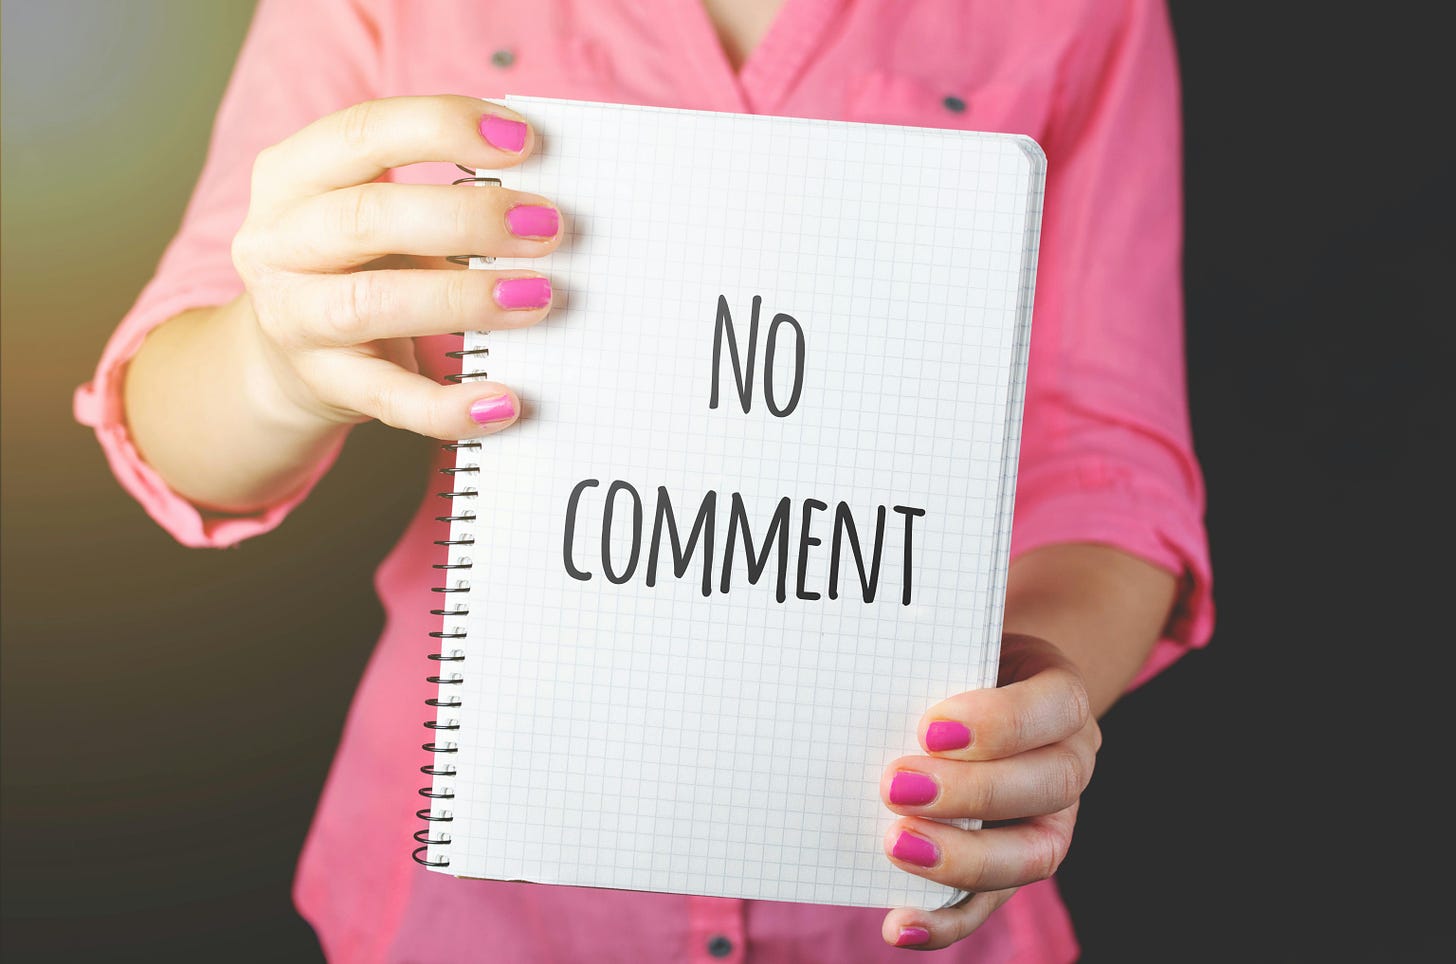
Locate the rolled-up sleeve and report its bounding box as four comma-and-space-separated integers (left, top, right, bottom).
1010, 0, 1213, 686
72, 0, 379, 548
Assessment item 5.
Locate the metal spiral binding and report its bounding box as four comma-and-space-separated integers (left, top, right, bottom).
413, 166, 499, 869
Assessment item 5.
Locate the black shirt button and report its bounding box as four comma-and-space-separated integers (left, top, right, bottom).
707, 935, 734, 958
943, 94, 968, 113
490, 48, 515, 69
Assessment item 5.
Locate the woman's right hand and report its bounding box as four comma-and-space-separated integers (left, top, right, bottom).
228, 94, 559, 440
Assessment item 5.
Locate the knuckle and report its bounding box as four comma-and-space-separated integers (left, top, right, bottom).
417, 396, 454, 440
361, 380, 400, 429
452, 192, 485, 252
250, 144, 280, 193
443, 269, 474, 322
1046, 749, 1086, 807
958, 837, 992, 887
230, 222, 264, 276
365, 380, 452, 440
1026, 824, 1071, 882
420, 98, 457, 145
325, 274, 387, 344
340, 186, 382, 247
1065, 674, 1092, 732
338, 100, 381, 154
1005, 702, 1038, 754
967, 771, 997, 817
232, 249, 298, 345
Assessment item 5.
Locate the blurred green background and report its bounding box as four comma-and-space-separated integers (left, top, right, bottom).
2, 3, 430, 959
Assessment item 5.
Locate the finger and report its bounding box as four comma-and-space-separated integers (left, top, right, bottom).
881, 741, 1095, 820
918, 636, 1091, 761
883, 807, 1078, 893
881, 889, 1018, 950
309, 352, 522, 440
274, 183, 562, 271
251, 95, 536, 207
287, 270, 552, 347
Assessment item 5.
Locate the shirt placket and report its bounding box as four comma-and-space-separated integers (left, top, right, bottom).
687, 895, 747, 962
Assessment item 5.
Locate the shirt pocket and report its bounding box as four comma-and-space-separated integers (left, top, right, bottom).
844, 69, 1053, 141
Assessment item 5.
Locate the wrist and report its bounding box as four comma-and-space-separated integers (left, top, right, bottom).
1004, 544, 1176, 715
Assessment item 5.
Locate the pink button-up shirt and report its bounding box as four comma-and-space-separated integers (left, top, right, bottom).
74, 1, 1212, 961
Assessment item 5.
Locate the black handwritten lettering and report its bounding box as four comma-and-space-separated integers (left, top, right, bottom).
893, 505, 927, 606
563, 478, 600, 581
764, 312, 806, 417
829, 502, 886, 602
563, 481, 925, 606
795, 498, 827, 600
710, 294, 761, 413
602, 481, 644, 584
720, 492, 791, 603
710, 296, 805, 419
646, 487, 717, 597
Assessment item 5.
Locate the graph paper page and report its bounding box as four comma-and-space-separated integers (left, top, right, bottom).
425, 96, 1045, 909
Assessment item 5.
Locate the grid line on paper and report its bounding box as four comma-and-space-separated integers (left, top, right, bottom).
426, 97, 1044, 910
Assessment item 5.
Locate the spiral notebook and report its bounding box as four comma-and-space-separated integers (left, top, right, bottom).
417, 96, 1045, 910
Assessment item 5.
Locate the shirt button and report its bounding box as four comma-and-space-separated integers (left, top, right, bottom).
491, 48, 515, 69
706, 935, 734, 958
942, 94, 967, 113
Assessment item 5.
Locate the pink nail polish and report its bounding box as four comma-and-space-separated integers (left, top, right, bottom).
894, 926, 931, 947
469, 395, 515, 424
889, 771, 938, 806
505, 205, 559, 239
925, 720, 972, 752
480, 114, 526, 153
890, 830, 938, 868
493, 277, 552, 310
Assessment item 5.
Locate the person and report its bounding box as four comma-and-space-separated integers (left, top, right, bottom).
73, 0, 1212, 960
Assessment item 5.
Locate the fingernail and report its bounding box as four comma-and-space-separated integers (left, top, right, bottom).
894, 926, 931, 947
889, 771, 939, 806
469, 395, 515, 424
505, 205, 559, 239
925, 720, 972, 752
890, 830, 939, 868
480, 114, 527, 153
493, 277, 552, 310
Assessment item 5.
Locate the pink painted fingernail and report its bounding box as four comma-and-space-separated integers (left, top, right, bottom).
469, 395, 515, 424
493, 277, 552, 310
505, 205, 559, 238
889, 771, 939, 806
891, 830, 939, 868
925, 721, 972, 752
894, 926, 931, 947
480, 114, 527, 153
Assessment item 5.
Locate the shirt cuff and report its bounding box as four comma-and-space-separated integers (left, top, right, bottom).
74, 283, 345, 549
1009, 465, 1215, 690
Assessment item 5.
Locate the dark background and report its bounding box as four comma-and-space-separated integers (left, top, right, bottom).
3, 2, 1450, 962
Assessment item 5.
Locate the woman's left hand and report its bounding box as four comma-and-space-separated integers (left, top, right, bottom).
879, 634, 1101, 950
